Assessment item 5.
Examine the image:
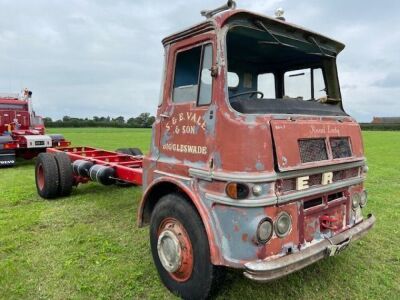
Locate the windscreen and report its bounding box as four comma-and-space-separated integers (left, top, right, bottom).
0, 103, 26, 110
226, 26, 346, 116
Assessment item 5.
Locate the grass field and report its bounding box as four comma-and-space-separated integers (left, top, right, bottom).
0, 128, 399, 299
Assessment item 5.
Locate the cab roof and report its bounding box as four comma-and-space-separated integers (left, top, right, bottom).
162, 9, 345, 55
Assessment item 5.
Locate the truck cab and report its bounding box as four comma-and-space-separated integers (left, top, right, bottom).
138, 3, 375, 298
0, 90, 69, 167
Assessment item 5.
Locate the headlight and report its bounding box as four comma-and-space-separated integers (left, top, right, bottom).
226, 182, 250, 200
275, 212, 292, 237
360, 190, 368, 207
352, 193, 361, 209
257, 218, 273, 243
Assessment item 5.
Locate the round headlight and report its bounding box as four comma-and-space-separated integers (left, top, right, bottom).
275, 212, 292, 238
360, 190, 368, 207
257, 218, 273, 243
352, 193, 361, 209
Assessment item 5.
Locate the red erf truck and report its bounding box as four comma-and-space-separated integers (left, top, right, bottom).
0, 89, 69, 167
35, 2, 375, 299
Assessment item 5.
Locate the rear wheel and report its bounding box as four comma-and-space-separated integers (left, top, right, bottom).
35, 153, 60, 199
150, 194, 222, 299
128, 148, 143, 156
115, 148, 143, 156
54, 152, 73, 197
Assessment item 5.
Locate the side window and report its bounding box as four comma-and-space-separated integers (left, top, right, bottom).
173, 46, 202, 103
172, 44, 214, 105
313, 68, 327, 99
198, 44, 213, 105
257, 73, 275, 98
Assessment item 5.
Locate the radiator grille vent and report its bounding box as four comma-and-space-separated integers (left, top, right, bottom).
330, 138, 352, 159
303, 197, 323, 209
299, 139, 328, 163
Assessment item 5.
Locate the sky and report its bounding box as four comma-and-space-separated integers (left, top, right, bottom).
0, 0, 399, 122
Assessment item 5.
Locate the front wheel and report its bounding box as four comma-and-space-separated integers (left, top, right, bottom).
150, 194, 222, 299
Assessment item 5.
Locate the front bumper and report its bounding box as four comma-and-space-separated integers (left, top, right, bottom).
244, 214, 376, 282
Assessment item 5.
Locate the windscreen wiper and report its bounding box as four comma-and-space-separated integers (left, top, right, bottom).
255, 20, 298, 49
307, 36, 335, 58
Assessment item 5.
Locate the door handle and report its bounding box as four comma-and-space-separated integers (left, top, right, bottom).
160, 114, 170, 119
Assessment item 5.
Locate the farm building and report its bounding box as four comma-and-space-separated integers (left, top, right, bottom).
371, 117, 400, 124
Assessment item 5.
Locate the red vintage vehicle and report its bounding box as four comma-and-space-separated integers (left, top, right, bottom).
0, 89, 69, 167
35, 2, 375, 299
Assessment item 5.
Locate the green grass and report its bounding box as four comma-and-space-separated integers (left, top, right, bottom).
0, 128, 399, 299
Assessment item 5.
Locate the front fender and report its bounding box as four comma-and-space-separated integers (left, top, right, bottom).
137, 175, 224, 265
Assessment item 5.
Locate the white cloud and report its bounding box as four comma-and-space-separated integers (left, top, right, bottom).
0, 0, 399, 122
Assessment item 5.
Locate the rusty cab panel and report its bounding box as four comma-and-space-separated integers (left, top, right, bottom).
150, 28, 218, 180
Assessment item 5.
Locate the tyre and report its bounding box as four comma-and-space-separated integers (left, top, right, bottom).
128, 148, 143, 156
115, 148, 143, 156
150, 194, 222, 299
54, 152, 73, 197
35, 153, 60, 199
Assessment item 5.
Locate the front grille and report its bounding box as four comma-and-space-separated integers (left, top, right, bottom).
333, 167, 359, 181
303, 197, 323, 209
281, 167, 360, 192
299, 139, 328, 163
328, 192, 344, 202
330, 138, 352, 159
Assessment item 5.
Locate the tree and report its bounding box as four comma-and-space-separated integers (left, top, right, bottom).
113, 116, 125, 124
43, 117, 52, 125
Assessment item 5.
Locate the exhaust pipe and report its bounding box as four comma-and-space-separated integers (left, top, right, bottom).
201, 0, 236, 18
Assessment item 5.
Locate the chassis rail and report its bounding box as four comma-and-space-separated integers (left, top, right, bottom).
48, 146, 143, 185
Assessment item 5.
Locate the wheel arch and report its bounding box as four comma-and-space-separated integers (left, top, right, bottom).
138, 177, 223, 265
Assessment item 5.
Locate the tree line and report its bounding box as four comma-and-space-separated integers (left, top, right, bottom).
44, 113, 155, 128
360, 123, 400, 131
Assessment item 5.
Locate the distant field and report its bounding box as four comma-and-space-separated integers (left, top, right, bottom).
0, 128, 399, 299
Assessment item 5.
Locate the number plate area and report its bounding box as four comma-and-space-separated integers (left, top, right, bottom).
303, 193, 347, 243
327, 237, 352, 256
24, 135, 52, 148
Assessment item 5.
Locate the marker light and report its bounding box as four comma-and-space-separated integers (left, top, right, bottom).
226, 182, 250, 200
275, 8, 284, 18
275, 8, 285, 21
252, 184, 263, 196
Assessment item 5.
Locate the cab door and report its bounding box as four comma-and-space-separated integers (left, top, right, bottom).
157, 40, 216, 176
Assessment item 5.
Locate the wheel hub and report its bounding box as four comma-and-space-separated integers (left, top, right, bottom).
37, 164, 45, 190
157, 230, 182, 272
157, 218, 194, 282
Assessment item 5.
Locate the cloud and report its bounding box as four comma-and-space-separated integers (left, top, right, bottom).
374, 72, 400, 88
0, 0, 399, 122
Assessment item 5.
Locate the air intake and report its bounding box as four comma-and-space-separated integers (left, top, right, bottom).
330, 138, 352, 159
299, 139, 328, 163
